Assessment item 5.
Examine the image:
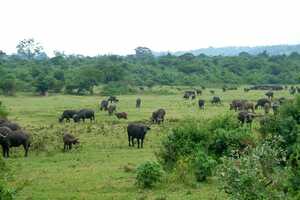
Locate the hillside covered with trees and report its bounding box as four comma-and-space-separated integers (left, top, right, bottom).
1, 39, 300, 96
157, 44, 300, 56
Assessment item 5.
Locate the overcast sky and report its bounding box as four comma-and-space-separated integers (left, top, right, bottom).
1, 0, 300, 56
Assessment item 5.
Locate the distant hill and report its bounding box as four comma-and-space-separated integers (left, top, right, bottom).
155, 44, 300, 56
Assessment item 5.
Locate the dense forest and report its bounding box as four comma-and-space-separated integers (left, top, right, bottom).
1, 39, 300, 96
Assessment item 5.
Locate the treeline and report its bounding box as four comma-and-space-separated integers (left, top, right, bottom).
1, 40, 300, 96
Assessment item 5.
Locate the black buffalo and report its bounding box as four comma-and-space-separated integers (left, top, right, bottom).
108, 105, 117, 115
73, 109, 95, 122
265, 91, 274, 99
127, 123, 151, 148
0, 127, 31, 158
63, 133, 79, 151
100, 100, 109, 111
136, 98, 141, 108
0, 121, 21, 131
107, 96, 119, 103
255, 98, 271, 109
211, 96, 221, 105
59, 110, 78, 123
198, 100, 205, 109
238, 111, 255, 127
151, 108, 166, 124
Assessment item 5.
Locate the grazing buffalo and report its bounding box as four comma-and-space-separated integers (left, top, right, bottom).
115, 112, 128, 119
210, 90, 215, 95
59, 110, 78, 123
255, 98, 271, 109
0, 121, 21, 131
198, 100, 205, 109
73, 109, 95, 122
100, 100, 109, 111
0, 127, 31, 157
230, 100, 246, 111
222, 87, 226, 92
238, 111, 255, 127
242, 102, 255, 113
151, 109, 166, 124
183, 91, 196, 99
127, 123, 151, 148
183, 93, 190, 99
211, 96, 221, 105
196, 89, 202, 95
272, 102, 280, 115
108, 105, 117, 115
107, 96, 119, 103
265, 91, 274, 99
63, 133, 79, 151
244, 88, 250, 92
278, 97, 286, 104
136, 98, 141, 108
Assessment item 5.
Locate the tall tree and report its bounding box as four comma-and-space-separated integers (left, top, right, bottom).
16, 38, 45, 59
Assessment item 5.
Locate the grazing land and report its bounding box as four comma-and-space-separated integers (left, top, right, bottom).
1, 87, 293, 200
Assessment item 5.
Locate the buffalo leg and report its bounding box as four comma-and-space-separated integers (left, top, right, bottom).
137, 139, 140, 148
69, 144, 72, 150
141, 139, 144, 148
23, 144, 28, 157
128, 136, 131, 146
131, 138, 135, 147
6, 147, 9, 158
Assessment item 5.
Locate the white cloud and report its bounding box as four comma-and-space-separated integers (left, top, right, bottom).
0, 0, 299, 56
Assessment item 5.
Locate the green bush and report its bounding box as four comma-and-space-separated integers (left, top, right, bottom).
136, 161, 163, 188
156, 120, 210, 170
193, 149, 216, 182
217, 136, 287, 200
209, 127, 254, 158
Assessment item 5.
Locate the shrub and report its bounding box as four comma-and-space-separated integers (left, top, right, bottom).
209, 127, 255, 158
156, 120, 210, 170
217, 136, 287, 200
136, 161, 163, 188
193, 149, 216, 182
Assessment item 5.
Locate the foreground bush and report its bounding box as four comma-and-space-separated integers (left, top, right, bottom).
217, 136, 287, 200
193, 149, 216, 182
156, 115, 255, 184
136, 161, 163, 188
156, 119, 210, 170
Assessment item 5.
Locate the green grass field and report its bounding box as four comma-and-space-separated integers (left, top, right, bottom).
0, 87, 293, 200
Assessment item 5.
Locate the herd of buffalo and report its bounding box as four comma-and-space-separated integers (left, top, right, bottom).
0, 84, 298, 158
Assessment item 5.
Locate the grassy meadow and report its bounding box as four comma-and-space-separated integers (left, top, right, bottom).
0, 87, 293, 200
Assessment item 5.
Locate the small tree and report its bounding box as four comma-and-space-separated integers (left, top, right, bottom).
0, 78, 16, 96
16, 38, 44, 59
